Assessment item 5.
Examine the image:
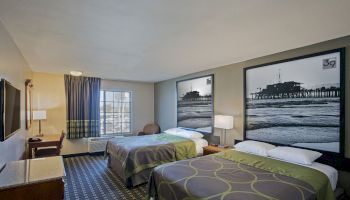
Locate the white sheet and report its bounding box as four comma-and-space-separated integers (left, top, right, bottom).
232, 149, 338, 190
266, 154, 338, 190
190, 138, 208, 155
306, 162, 338, 191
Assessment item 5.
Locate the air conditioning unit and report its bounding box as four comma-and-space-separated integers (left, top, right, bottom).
88, 137, 114, 153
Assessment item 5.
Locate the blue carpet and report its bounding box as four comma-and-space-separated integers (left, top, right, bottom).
64, 155, 147, 200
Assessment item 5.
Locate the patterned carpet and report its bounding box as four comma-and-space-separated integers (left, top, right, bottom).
63, 155, 147, 200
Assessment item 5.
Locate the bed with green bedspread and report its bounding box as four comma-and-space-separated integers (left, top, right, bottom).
105, 133, 196, 186
148, 150, 334, 200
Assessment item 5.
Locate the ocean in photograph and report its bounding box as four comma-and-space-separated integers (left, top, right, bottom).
246, 97, 340, 152
177, 99, 212, 133
177, 75, 213, 133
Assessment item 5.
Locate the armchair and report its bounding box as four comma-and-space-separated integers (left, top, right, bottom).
137, 123, 160, 136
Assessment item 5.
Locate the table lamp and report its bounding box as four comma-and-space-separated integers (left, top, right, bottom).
33, 110, 47, 137
214, 115, 234, 148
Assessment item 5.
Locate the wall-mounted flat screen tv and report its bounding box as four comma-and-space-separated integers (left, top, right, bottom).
0, 79, 21, 141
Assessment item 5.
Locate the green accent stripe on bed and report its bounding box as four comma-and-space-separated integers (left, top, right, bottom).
215, 150, 335, 200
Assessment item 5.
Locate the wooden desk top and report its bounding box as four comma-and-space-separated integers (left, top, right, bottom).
29, 134, 61, 143
28, 134, 62, 159
0, 156, 65, 190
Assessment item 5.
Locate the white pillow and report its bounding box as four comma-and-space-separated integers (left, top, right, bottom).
235, 140, 275, 157
164, 128, 204, 139
164, 128, 184, 135
179, 131, 204, 139
268, 147, 322, 165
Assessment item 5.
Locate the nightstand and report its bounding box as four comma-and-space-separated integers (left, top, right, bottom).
203, 145, 230, 156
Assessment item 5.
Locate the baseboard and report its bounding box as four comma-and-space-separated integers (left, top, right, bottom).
62, 152, 89, 158
62, 151, 104, 158
89, 152, 104, 156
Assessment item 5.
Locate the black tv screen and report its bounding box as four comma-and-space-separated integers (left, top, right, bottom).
0, 79, 21, 141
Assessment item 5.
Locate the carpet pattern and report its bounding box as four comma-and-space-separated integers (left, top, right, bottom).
64, 155, 147, 200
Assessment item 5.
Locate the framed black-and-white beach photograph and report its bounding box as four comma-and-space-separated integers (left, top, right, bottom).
177, 75, 214, 134
244, 48, 345, 154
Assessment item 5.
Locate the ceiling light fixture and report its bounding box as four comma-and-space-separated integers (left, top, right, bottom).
70, 71, 83, 76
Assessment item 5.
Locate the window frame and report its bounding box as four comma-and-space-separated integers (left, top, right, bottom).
100, 90, 132, 136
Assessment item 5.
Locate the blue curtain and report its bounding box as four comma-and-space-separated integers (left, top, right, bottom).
64, 75, 101, 139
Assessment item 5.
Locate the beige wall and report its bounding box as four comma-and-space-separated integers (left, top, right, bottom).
31, 73, 154, 155
155, 35, 350, 158
30, 72, 80, 155
0, 21, 32, 168
31, 73, 66, 134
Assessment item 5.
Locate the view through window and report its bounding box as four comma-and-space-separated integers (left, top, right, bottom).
100, 91, 131, 135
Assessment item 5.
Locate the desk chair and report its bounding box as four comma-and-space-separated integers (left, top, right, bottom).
34, 132, 65, 158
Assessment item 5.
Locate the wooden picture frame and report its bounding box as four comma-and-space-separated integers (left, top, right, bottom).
25, 79, 33, 130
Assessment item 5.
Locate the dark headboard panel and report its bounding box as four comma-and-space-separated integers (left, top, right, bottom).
240, 48, 347, 171
234, 139, 242, 145
243, 48, 346, 156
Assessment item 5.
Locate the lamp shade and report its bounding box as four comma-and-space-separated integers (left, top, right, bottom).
32, 110, 47, 120
214, 115, 234, 129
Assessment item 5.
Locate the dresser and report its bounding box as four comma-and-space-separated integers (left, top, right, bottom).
0, 156, 65, 200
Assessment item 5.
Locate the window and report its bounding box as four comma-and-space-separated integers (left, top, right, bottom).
100, 91, 131, 135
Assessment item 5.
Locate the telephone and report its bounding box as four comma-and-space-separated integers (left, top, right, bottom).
28, 137, 42, 142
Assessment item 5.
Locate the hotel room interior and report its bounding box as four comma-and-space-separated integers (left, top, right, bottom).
0, 1, 350, 200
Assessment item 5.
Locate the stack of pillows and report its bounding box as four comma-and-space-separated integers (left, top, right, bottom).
163, 128, 322, 166
235, 140, 322, 165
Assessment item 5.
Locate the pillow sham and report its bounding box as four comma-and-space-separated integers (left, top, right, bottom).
164, 128, 204, 139
268, 146, 322, 165
235, 140, 275, 157
164, 128, 184, 135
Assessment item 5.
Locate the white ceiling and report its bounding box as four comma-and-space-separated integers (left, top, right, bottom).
0, 0, 350, 82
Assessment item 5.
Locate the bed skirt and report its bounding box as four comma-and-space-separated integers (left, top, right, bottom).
107, 154, 152, 188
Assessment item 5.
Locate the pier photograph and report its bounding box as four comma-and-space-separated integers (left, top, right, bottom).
177, 75, 213, 133
245, 51, 343, 153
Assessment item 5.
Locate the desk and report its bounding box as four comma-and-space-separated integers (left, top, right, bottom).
28, 134, 61, 159
0, 156, 65, 200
